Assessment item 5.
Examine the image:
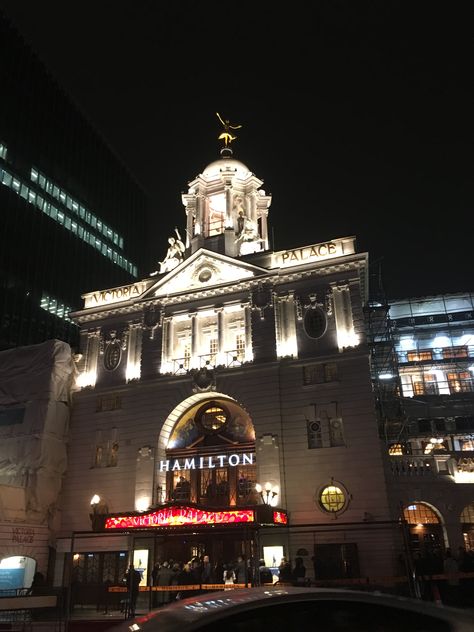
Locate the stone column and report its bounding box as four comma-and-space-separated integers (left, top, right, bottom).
190, 313, 198, 367
332, 284, 357, 351
225, 185, 233, 227
126, 323, 142, 381
134, 446, 154, 512
244, 303, 252, 361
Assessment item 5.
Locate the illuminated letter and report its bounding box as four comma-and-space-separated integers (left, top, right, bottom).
199, 457, 204, 469
207, 456, 216, 469
309, 247, 318, 257
217, 455, 225, 467
242, 453, 254, 465
328, 243, 336, 254
160, 460, 169, 472
282, 252, 289, 262
184, 458, 196, 470
318, 244, 328, 256
172, 459, 181, 471
228, 454, 239, 466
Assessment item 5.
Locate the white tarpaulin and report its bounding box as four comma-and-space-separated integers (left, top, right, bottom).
0, 340, 76, 524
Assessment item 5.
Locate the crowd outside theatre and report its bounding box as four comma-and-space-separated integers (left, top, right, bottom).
146, 553, 311, 607
413, 546, 474, 608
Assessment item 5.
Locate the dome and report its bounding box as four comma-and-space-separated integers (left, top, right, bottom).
202, 156, 252, 179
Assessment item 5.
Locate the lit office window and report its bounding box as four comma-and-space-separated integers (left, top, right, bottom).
2, 166, 137, 277
0, 143, 7, 160
40, 293, 73, 322
31, 167, 125, 252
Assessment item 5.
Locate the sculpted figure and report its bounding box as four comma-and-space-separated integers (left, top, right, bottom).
151, 228, 185, 275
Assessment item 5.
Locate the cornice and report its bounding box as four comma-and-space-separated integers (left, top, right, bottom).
73, 253, 367, 324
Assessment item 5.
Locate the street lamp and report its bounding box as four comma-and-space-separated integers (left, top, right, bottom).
255, 482, 279, 506
90, 494, 107, 530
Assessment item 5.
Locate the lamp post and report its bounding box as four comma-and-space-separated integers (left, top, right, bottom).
255, 482, 279, 506
90, 494, 103, 531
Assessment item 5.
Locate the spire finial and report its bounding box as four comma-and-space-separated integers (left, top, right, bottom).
216, 112, 242, 153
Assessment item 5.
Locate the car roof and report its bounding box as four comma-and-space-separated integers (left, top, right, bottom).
109, 586, 473, 632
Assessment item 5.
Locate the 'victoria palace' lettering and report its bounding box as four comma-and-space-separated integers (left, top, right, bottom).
281, 242, 337, 264
83, 281, 149, 308
273, 237, 354, 269
160, 453, 254, 472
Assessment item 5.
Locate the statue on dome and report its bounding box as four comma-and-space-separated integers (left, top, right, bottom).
216, 112, 242, 147
150, 227, 185, 276
235, 209, 263, 255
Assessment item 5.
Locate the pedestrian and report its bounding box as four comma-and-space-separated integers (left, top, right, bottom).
291, 556, 306, 585
278, 557, 292, 583
443, 549, 460, 606
258, 559, 273, 585
223, 567, 236, 590
125, 564, 141, 617
235, 555, 247, 585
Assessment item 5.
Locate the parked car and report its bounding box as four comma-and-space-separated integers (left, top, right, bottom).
107, 586, 473, 632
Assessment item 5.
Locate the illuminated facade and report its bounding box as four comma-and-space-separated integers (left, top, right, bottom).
54, 146, 396, 594
368, 294, 474, 554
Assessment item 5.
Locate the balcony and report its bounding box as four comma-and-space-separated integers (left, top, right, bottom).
168, 349, 246, 375
389, 451, 474, 479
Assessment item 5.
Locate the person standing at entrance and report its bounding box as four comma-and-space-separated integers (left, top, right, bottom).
223, 567, 236, 590
443, 548, 460, 606
125, 564, 141, 617
258, 559, 273, 585
235, 555, 247, 585
201, 555, 213, 587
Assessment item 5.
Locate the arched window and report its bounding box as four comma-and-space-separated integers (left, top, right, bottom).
165, 397, 256, 507
403, 503, 440, 524
461, 502, 474, 551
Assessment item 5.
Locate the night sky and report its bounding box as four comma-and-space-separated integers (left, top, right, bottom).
1, 1, 472, 300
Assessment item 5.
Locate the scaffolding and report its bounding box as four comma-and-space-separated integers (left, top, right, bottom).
366, 293, 474, 451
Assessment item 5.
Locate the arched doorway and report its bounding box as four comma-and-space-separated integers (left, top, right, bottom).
157, 393, 256, 507
403, 502, 447, 559
154, 393, 257, 566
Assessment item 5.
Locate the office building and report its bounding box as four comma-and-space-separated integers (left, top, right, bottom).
0, 12, 150, 351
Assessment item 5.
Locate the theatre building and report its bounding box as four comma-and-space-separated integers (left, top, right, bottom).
55, 145, 399, 593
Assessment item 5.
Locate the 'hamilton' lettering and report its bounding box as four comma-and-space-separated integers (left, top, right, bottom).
159, 452, 255, 472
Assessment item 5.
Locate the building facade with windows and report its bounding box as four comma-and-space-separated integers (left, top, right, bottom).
368, 294, 474, 559
54, 147, 399, 598
0, 12, 149, 351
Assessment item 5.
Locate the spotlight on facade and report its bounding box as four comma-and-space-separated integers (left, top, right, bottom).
90, 494, 101, 508
255, 482, 279, 506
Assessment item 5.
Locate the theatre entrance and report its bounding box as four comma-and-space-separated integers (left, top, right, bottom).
132, 527, 257, 580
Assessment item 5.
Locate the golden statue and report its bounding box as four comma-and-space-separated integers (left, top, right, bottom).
216, 112, 242, 147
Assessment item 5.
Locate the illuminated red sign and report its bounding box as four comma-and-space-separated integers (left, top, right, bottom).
273, 511, 288, 525
105, 506, 255, 530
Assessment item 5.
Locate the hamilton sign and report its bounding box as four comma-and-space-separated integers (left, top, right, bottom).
160, 453, 255, 471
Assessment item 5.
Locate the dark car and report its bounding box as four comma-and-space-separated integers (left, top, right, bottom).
107, 586, 473, 632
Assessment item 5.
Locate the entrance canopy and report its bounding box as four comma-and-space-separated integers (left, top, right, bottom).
93, 503, 288, 532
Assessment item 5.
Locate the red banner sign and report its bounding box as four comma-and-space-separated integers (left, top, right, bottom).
105, 506, 255, 529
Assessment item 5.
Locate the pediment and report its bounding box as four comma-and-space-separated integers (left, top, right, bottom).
145, 249, 267, 298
